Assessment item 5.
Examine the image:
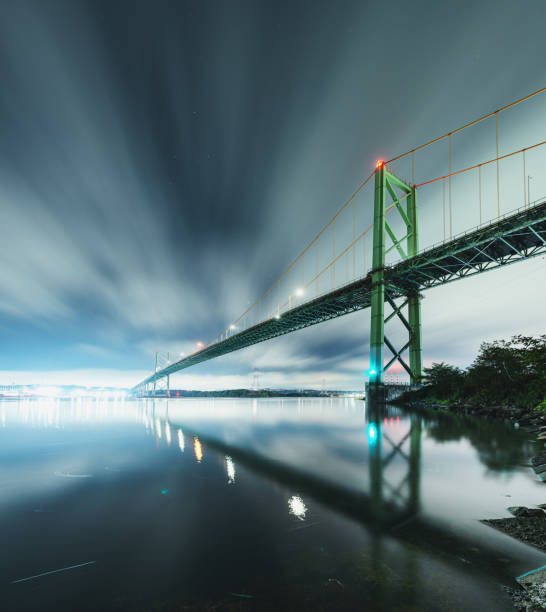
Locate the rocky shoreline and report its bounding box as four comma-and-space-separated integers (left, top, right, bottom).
482, 505, 546, 552
482, 453, 546, 610
399, 399, 546, 437
398, 399, 546, 609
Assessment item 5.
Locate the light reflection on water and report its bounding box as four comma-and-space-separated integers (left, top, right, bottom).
177, 428, 185, 453
225, 456, 236, 484
193, 436, 203, 463
0, 397, 544, 611
288, 495, 307, 520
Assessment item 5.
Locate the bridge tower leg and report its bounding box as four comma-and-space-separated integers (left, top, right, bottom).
407, 180, 422, 381
368, 163, 422, 391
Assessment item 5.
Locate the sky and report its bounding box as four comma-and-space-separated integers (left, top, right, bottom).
0, 0, 545, 390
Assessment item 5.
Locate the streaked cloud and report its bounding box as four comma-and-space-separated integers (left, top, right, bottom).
0, 0, 544, 388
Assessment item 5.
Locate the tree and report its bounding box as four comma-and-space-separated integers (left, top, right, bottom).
466, 335, 546, 407
422, 362, 464, 399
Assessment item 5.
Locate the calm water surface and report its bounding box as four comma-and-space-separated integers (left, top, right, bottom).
0, 397, 544, 611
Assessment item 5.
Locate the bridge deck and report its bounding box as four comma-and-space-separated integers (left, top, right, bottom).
134, 201, 546, 390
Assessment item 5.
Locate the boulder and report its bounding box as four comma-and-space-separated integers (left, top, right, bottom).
507, 506, 546, 518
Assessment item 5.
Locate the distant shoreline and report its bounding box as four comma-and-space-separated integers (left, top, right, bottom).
0, 388, 361, 400
134, 389, 355, 399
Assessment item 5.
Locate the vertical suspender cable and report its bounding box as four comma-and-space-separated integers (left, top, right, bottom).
448, 134, 453, 239
332, 220, 336, 289
315, 243, 318, 295
411, 151, 415, 185
352, 198, 356, 280
441, 179, 445, 240
523, 149, 527, 208
478, 165, 482, 225
495, 111, 500, 218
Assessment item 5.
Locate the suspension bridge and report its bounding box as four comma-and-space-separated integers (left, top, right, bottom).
132, 87, 546, 396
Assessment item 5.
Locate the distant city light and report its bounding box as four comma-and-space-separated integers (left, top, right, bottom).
196, 341, 204, 348
288, 495, 307, 520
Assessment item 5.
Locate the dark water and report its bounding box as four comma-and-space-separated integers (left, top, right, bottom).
0, 397, 544, 611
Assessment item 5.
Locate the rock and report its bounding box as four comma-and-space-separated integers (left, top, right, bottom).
508, 506, 528, 517
507, 506, 546, 518
526, 508, 546, 517
516, 566, 546, 609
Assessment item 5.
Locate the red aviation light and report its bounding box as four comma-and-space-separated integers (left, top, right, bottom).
376, 160, 384, 168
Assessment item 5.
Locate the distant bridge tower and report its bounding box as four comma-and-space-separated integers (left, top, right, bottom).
252, 368, 260, 391
154, 351, 171, 397
369, 163, 422, 391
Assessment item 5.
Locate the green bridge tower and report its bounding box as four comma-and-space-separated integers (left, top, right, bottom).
369, 162, 422, 390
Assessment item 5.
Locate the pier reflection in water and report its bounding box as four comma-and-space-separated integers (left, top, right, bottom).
0, 397, 543, 611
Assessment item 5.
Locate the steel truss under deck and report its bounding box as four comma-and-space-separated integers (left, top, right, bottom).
132, 199, 546, 394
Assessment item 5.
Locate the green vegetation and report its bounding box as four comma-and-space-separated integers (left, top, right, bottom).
409, 335, 546, 410
149, 388, 328, 398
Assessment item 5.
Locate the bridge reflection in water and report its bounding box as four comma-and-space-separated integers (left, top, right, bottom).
141, 395, 539, 594
1, 397, 543, 610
